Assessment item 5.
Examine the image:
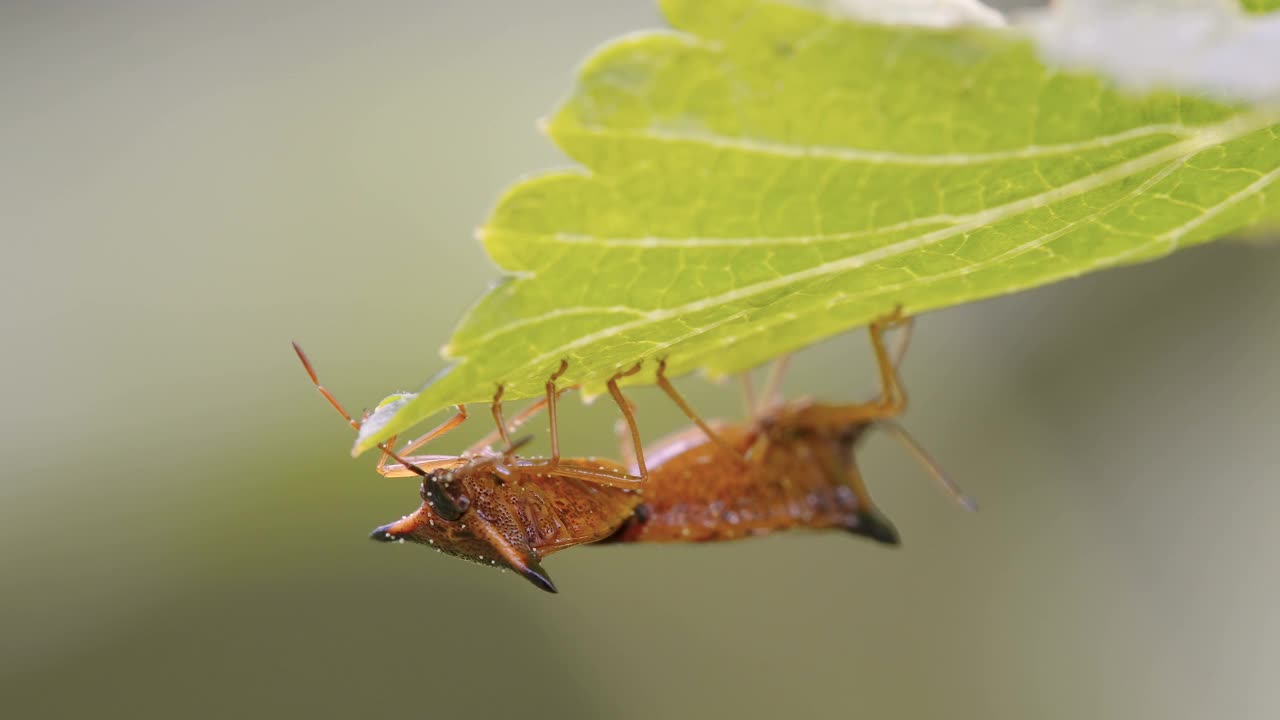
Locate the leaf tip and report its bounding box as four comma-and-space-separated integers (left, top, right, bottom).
350, 392, 417, 457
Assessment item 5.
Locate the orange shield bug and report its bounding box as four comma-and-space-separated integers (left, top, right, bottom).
609, 308, 974, 547
293, 345, 649, 592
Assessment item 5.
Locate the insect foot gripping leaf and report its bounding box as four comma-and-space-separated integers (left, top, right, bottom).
354, 0, 1280, 456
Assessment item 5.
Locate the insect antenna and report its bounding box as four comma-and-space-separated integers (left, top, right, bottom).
375, 441, 433, 480
368, 425, 534, 481
293, 341, 468, 473
293, 341, 360, 432
876, 419, 977, 511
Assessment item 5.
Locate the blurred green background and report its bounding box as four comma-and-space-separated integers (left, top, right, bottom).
3, 2, 1279, 718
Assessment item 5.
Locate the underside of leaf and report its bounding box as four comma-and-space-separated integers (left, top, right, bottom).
354, 0, 1280, 455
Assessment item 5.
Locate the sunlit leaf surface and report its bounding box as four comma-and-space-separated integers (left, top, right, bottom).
354, 0, 1280, 455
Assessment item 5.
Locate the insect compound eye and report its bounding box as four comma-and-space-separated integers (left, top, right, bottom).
420, 475, 470, 522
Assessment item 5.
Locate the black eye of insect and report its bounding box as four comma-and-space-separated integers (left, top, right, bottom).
420, 472, 469, 522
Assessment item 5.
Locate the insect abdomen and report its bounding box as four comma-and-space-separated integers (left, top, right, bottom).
611, 428, 889, 544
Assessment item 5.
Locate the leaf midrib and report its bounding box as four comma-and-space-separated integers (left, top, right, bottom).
558, 121, 1199, 165
470, 111, 1276, 369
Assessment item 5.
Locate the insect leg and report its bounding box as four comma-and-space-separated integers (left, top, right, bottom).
506, 363, 647, 484
375, 434, 397, 473
462, 368, 575, 466
375, 455, 469, 477
366, 404, 476, 476
293, 342, 472, 477
545, 360, 569, 468
395, 405, 469, 456
292, 341, 486, 498
372, 405, 469, 476
373, 405, 469, 477
788, 309, 910, 427
506, 458, 644, 489
607, 362, 648, 480
758, 354, 792, 413
614, 418, 638, 468
489, 385, 517, 460
656, 359, 744, 462
464, 395, 542, 455
869, 307, 910, 411
888, 312, 914, 372
739, 371, 757, 419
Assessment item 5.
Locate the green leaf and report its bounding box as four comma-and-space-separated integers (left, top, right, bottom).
1243, 0, 1280, 15
353, 0, 1280, 455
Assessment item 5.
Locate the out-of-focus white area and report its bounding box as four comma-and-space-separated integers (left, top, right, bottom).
817, 0, 1008, 26
1023, 0, 1280, 102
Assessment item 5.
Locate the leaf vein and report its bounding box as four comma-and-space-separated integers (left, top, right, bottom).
563, 122, 1198, 165
477, 112, 1278, 377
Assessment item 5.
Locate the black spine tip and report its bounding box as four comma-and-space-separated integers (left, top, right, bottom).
519, 559, 559, 594
848, 509, 901, 546
369, 524, 398, 542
